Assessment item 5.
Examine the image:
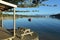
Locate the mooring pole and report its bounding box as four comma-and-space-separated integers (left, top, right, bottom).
13, 8, 16, 37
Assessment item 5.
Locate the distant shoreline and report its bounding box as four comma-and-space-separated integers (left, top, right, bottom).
50, 14, 60, 19
0, 14, 46, 18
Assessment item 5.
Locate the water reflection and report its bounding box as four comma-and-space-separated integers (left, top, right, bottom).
1, 16, 60, 40
50, 17, 60, 20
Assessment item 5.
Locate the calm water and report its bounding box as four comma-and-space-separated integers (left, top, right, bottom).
3, 17, 60, 40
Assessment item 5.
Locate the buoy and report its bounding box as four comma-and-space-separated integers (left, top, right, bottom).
28, 18, 31, 22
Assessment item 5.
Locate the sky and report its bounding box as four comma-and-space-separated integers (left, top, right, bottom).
8, 0, 60, 15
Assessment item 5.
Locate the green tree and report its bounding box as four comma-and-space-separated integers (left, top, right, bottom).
3, 0, 48, 7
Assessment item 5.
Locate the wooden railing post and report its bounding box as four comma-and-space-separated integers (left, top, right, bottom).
13, 8, 16, 37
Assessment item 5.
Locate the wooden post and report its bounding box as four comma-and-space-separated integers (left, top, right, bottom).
13, 8, 16, 37
0, 11, 3, 28
2, 12, 3, 28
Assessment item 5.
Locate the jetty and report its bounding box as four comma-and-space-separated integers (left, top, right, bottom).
0, 0, 39, 40
7, 27, 39, 40
0, 0, 17, 40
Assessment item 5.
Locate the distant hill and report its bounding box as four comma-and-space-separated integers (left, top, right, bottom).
50, 13, 60, 19
51, 14, 60, 16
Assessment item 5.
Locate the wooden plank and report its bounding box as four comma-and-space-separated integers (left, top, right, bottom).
0, 0, 17, 8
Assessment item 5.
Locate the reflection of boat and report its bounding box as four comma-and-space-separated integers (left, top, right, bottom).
28, 18, 31, 22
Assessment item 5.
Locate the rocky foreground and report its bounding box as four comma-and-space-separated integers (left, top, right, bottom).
7, 27, 39, 40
